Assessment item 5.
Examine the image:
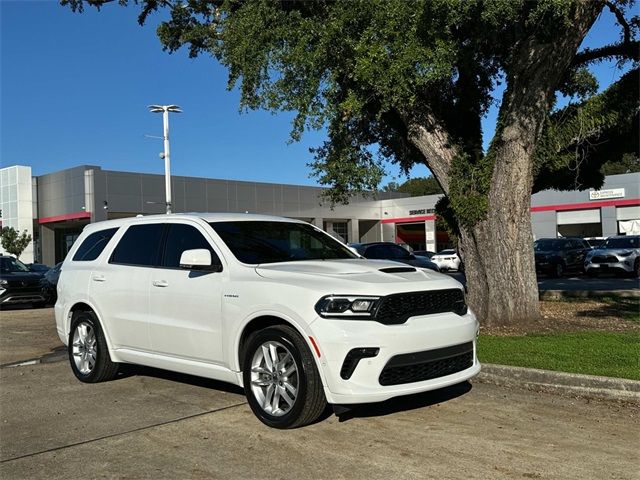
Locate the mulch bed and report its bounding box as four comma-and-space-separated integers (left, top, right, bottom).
481, 298, 640, 336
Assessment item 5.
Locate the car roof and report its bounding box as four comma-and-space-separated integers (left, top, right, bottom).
82, 213, 307, 234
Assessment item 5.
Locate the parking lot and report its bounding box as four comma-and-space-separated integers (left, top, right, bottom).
1, 307, 638, 480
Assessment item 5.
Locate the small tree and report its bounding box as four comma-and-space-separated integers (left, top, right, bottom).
1, 227, 32, 259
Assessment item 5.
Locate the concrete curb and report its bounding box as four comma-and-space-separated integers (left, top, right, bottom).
476, 363, 640, 402
539, 289, 639, 300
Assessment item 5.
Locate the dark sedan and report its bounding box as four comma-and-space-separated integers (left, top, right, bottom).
350, 242, 440, 272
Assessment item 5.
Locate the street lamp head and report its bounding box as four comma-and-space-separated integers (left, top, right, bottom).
148, 104, 182, 113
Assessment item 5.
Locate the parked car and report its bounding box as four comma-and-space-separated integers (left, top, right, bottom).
431, 249, 463, 272
533, 237, 591, 277
413, 250, 436, 259
55, 214, 479, 428
27, 263, 50, 273
584, 235, 640, 277
41, 262, 62, 304
0, 255, 47, 308
350, 242, 440, 272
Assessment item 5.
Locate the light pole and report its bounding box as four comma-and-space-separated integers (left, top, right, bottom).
148, 104, 182, 214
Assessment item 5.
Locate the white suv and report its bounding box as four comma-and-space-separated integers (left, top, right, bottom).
55, 214, 480, 428
584, 235, 640, 277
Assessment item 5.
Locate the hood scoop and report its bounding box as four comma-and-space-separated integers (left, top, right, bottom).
379, 267, 417, 274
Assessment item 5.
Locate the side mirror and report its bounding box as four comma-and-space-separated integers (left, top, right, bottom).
179, 249, 222, 272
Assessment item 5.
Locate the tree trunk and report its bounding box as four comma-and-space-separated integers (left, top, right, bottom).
407, 1, 602, 326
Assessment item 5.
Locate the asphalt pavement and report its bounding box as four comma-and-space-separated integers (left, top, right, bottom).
1, 308, 638, 479
445, 271, 640, 291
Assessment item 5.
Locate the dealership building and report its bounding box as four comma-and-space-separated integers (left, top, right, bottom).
1, 164, 638, 265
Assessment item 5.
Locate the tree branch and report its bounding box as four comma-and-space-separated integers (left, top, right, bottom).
605, 0, 631, 44
405, 113, 459, 194
572, 40, 640, 66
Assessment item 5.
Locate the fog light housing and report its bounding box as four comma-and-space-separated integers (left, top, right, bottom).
340, 347, 380, 379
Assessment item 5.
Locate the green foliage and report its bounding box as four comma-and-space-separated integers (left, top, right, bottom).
602, 153, 640, 175
62, 0, 638, 225
534, 68, 639, 192
1, 227, 32, 259
383, 176, 443, 196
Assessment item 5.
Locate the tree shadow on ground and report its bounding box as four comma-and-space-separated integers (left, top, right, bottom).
334, 381, 472, 423
574, 297, 640, 322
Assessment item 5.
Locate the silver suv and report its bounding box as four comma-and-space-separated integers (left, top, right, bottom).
584, 235, 640, 277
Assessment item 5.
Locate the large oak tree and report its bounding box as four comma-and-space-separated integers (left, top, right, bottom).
63, 0, 638, 325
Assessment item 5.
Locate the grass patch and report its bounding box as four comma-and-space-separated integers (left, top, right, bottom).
478, 331, 640, 380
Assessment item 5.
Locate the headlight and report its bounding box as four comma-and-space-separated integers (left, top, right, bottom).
619, 251, 633, 257
315, 295, 381, 318
0, 279, 7, 286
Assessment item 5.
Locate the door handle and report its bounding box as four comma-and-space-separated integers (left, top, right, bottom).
152, 280, 169, 288
92, 274, 106, 282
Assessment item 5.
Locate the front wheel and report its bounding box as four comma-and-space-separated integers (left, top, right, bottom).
68, 310, 119, 383
243, 325, 327, 429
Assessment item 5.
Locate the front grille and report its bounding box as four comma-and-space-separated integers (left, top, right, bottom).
379, 342, 474, 386
4, 280, 42, 295
374, 289, 466, 324
592, 255, 618, 264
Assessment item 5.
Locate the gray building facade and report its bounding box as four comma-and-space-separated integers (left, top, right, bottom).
1, 164, 638, 265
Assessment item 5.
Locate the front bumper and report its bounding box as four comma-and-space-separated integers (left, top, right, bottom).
433, 260, 460, 271
0, 288, 46, 305
309, 311, 479, 404
585, 258, 633, 273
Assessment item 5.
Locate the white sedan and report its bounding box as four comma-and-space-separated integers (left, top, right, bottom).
431, 249, 462, 271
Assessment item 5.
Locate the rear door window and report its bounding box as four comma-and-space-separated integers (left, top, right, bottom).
109, 224, 164, 267
161, 223, 220, 269
73, 227, 119, 261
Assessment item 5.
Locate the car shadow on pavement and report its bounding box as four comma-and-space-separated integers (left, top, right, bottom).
116, 364, 245, 396
334, 381, 472, 423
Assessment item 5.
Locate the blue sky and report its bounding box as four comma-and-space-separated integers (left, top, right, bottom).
0, 1, 632, 186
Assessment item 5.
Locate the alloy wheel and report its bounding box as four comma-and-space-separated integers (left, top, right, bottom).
72, 321, 97, 375
250, 341, 299, 417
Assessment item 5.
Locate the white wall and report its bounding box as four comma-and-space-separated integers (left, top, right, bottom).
0, 165, 35, 262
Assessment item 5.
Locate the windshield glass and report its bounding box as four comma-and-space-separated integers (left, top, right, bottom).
534, 239, 565, 251
0, 257, 30, 273
439, 250, 455, 255
603, 237, 639, 249
209, 221, 357, 264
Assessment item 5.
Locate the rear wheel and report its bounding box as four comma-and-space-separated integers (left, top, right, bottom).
68, 310, 119, 383
634, 259, 640, 278
243, 325, 326, 429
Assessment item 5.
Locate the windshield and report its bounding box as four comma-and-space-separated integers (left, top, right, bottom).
438, 250, 455, 255
209, 221, 357, 264
534, 239, 565, 251
0, 257, 30, 273
603, 237, 639, 249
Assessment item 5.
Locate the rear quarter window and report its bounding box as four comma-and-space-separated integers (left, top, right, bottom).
72, 227, 119, 262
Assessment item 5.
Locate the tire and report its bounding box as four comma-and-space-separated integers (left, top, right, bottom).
552, 262, 565, 278
68, 310, 119, 383
242, 325, 327, 429
634, 259, 640, 278
586, 269, 598, 278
